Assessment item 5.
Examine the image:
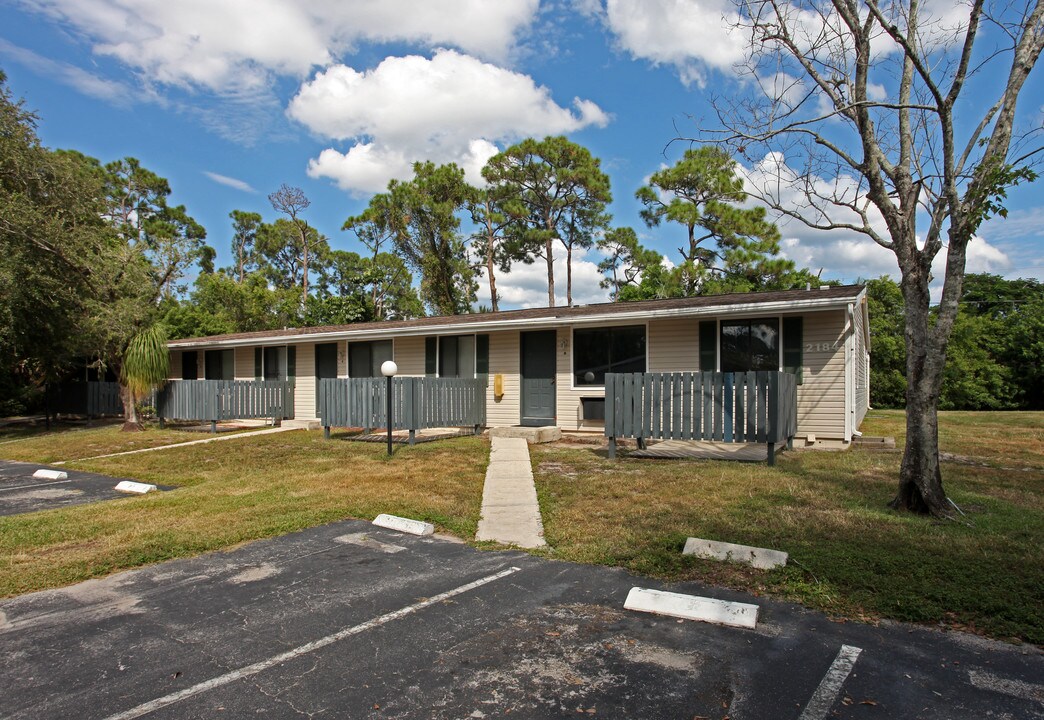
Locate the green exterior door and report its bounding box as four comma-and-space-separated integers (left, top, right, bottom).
521, 330, 556, 426
315, 343, 338, 416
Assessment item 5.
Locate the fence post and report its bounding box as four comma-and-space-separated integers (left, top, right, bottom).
157, 386, 165, 429
605, 374, 617, 460
767, 372, 779, 465
209, 382, 218, 434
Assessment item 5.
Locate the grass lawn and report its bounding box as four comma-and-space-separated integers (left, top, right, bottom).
0, 410, 1040, 644
0, 421, 262, 464
0, 430, 489, 597
530, 409, 1043, 644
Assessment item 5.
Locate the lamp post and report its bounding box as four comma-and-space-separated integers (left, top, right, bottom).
381, 360, 398, 456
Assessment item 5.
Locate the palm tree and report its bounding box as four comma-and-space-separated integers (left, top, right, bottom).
120, 325, 169, 431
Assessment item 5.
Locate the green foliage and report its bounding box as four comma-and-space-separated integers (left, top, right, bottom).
99, 156, 208, 299
385, 161, 476, 315
0, 85, 107, 393
256, 217, 329, 293
596, 227, 664, 300
939, 313, 1014, 410
304, 295, 370, 326
160, 272, 299, 340
229, 209, 262, 282
120, 325, 169, 397
367, 252, 424, 320
635, 146, 816, 295
865, 274, 1043, 410
484, 136, 612, 306
865, 277, 907, 408
0, 73, 208, 414
956, 274, 1043, 410
467, 185, 527, 312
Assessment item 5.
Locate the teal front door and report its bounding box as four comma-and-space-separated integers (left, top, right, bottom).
521, 330, 556, 426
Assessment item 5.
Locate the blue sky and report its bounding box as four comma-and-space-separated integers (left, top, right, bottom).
2, 0, 1042, 309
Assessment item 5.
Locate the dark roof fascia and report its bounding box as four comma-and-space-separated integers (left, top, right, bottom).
169, 285, 866, 349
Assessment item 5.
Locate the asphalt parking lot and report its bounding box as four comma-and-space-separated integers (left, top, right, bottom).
1, 519, 1040, 719
0, 460, 170, 516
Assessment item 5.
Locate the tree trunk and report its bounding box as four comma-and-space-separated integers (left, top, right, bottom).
301, 227, 309, 308
120, 385, 143, 432
487, 235, 499, 312
566, 244, 573, 307
890, 275, 952, 516
545, 237, 555, 307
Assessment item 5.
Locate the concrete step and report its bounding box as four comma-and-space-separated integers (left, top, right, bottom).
488, 426, 562, 444
282, 419, 322, 430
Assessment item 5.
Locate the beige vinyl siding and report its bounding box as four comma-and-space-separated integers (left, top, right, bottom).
557, 326, 594, 431
796, 310, 847, 439
294, 343, 316, 419
394, 336, 426, 376
648, 317, 699, 372
487, 330, 521, 427
169, 350, 183, 380
234, 347, 255, 379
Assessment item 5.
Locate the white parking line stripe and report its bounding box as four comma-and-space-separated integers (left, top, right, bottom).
798, 644, 863, 720
0, 479, 73, 492
100, 566, 522, 720
968, 669, 1044, 704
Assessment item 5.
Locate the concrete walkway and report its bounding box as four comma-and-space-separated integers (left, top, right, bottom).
475, 436, 546, 548
53, 425, 304, 465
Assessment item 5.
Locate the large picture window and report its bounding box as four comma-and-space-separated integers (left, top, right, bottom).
573, 325, 646, 386
348, 340, 393, 378
720, 318, 779, 372
204, 349, 234, 380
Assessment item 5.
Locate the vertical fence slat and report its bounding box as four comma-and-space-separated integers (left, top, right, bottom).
734, 373, 746, 443
711, 373, 721, 441
723, 373, 734, 443
681, 372, 692, 440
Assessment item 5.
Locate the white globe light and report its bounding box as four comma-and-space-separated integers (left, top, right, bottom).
380, 360, 398, 377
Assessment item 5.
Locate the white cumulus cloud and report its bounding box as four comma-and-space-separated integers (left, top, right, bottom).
604, 0, 746, 86
476, 246, 610, 309
291, 49, 610, 194
19, 0, 539, 93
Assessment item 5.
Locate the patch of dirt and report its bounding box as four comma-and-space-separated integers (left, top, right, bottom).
4, 488, 82, 501
228, 563, 281, 584
536, 462, 578, 477
939, 451, 1041, 473
413, 603, 728, 718
556, 434, 607, 446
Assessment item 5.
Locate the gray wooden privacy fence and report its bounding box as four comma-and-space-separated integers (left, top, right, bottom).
604, 371, 798, 464
156, 379, 295, 432
318, 377, 486, 443
47, 381, 122, 418
87, 382, 123, 417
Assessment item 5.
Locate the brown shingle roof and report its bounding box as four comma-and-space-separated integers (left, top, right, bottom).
168, 284, 865, 347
